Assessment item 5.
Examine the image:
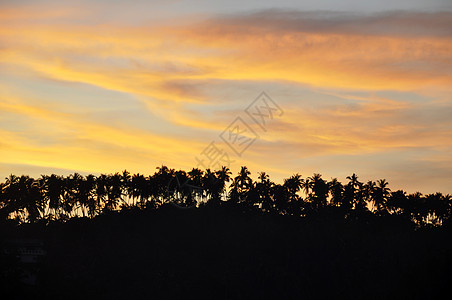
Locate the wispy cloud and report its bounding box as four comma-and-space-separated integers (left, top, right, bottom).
0, 7, 451, 193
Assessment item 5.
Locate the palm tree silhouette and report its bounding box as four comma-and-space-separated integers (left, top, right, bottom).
95, 174, 108, 213
307, 174, 328, 211
2, 175, 45, 223
346, 173, 363, 210
328, 178, 343, 207
153, 166, 176, 207
121, 170, 132, 208
212, 166, 232, 205
302, 176, 311, 198
0, 167, 451, 228
61, 173, 81, 218
22, 175, 45, 222
229, 166, 253, 206
284, 174, 303, 199
0, 181, 6, 219
424, 193, 448, 226
387, 190, 407, 215
342, 184, 354, 211
354, 182, 367, 211
2, 175, 21, 221
363, 181, 376, 211
106, 173, 124, 211
42, 174, 64, 220
407, 192, 424, 226
79, 174, 96, 217
84, 174, 97, 217
346, 173, 360, 189
254, 172, 274, 212
373, 179, 390, 214
283, 174, 304, 215
187, 168, 205, 206
201, 169, 215, 204
271, 183, 290, 215
130, 173, 149, 208
167, 169, 198, 208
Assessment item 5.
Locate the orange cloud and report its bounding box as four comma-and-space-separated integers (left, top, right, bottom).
1, 11, 451, 99
0, 8, 451, 193
0, 93, 210, 174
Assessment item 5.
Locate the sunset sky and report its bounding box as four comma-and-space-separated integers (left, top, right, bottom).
1, 0, 451, 194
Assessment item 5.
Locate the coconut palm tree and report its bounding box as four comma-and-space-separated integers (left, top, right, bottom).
346, 173, 365, 211
212, 166, 232, 205
363, 181, 376, 211
328, 178, 343, 207
78, 174, 96, 217
346, 173, 360, 190
121, 170, 132, 207
41, 174, 64, 220
283, 174, 304, 215
284, 174, 303, 200
0, 181, 6, 219
342, 184, 354, 211
130, 173, 150, 208
442, 194, 452, 226
61, 173, 80, 218
373, 179, 390, 214
21, 176, 45, 222
104, 173, 124, 211
186, 168, 205, 207
386, 190, 407, 215
27, 177, 45, 222
83, 174, 98, 217
1, 175, 21, 220
1, 167, 450, 228
167, 169, 200, 208
269, 184, 286, 214
354, 182, 367, 211
152, 166, 176, 206
424, 193, 449, 226
229, 166, 253, 206
95, 174, 108, 212
308, 174, 329, 210
254, 172, 274, 212
407, 192, 424, 226
201, 169, 215, 203
303, 177, 311, 198
4, 175, 45, 223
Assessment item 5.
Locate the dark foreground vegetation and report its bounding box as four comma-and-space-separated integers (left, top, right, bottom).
1, 166, 451, 298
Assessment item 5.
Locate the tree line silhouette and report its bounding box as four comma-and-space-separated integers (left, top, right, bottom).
1, 166, 452, 299
0, 166, 450, 227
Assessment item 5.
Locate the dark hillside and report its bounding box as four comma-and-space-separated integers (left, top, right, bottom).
2, 205, 451, 299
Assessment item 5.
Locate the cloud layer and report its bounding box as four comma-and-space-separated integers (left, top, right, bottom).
0, 7, 451, 193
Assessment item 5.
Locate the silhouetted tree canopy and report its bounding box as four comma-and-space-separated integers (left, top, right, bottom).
0, 166, 450, 227
1, 166, 451, 299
